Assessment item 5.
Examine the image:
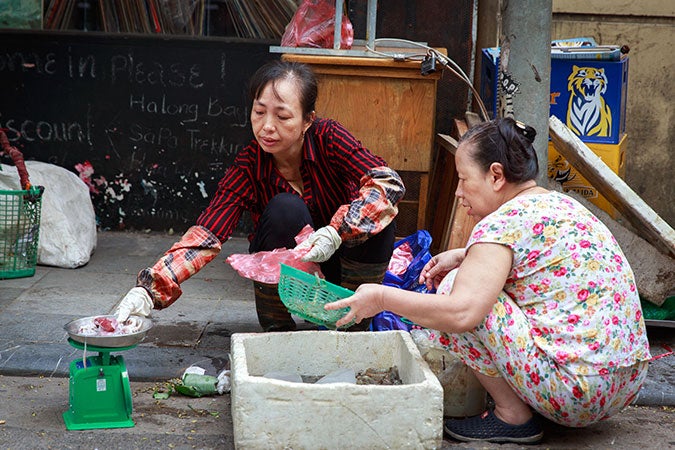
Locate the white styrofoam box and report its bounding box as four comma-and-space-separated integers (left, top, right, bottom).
231, 330, 444, 450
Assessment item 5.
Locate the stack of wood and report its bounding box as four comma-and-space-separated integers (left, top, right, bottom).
427, 112, 483, 255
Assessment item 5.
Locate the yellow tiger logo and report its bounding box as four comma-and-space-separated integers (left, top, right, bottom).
566, 66, 612, 137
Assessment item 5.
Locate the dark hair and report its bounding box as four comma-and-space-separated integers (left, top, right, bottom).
459, 117, 539, 182
248, 60, 318, 120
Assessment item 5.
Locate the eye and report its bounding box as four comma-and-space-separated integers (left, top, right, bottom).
277, 115, 291, 121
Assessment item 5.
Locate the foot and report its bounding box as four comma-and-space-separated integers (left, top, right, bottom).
444, 410, 544, 444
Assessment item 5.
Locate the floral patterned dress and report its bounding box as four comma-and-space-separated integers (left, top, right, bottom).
437, 191, 651, 426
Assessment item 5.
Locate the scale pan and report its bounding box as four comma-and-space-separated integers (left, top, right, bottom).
64, 315, 153, 348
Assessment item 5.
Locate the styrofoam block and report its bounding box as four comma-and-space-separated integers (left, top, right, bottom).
231, 330, 444, 449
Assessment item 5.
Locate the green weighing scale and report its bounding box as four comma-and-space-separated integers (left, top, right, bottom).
62, 315, 152, 430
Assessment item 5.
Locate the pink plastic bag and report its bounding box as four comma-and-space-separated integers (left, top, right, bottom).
281, 0, 354, 49
226, 225, 323, 284
387, 241, 414, 276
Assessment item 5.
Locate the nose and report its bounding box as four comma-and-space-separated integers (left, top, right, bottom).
262, 116, 276, 132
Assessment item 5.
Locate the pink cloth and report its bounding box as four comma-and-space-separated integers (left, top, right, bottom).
387, 241, 413, 276
226, 225, 323, 284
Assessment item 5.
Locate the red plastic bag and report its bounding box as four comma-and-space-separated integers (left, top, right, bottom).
281, 0, 354, 49
226, 225, 323, 284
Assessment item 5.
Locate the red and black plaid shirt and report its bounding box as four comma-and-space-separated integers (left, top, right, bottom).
138, 118, 405, 307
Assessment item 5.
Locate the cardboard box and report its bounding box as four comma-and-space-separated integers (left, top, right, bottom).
230, 330, 444, 449
550, 57, 628, 144
548, 134, 627, 218
481, 48, 628, 144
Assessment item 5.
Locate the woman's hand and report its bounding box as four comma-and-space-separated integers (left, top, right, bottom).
419, 248, 466, 291
325, 283, 385, 328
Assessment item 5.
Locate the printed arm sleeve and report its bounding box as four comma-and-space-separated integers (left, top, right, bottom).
329, 166, 405, 246
136, 225, 222, 309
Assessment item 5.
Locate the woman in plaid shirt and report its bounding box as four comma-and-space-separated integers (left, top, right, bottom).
113, 60, 405, 332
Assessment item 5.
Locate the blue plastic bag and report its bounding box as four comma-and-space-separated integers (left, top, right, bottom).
382, 230, 434, 293
372, 230, 434, 332
371, 310, 415, 331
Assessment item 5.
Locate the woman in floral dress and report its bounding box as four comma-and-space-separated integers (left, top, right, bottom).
326, 117, 651, 444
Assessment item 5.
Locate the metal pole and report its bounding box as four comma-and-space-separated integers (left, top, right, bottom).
334, 0, 344, 50
499, 0, 552, 186
366, 0, 377, 50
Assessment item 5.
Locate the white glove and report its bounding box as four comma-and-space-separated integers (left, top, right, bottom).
296, 226, 342, 263
113, 287, 154, 323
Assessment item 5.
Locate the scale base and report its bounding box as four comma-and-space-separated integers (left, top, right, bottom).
63, 411, 134, 431
63, 342, 136, 431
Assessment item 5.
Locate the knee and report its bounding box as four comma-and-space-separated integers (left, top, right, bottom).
252, 194, 313, 252
263, 193, 312, 228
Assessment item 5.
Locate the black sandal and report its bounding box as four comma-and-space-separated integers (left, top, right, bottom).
444, 410, 544, 444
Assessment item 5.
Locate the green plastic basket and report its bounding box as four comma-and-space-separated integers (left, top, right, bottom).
278, 263, 356, 329
641, 296, 675, 321
0, 186, 43, 279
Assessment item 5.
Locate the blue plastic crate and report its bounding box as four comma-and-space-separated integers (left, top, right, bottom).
480, 47, 628, 144
479, 48, 500, 120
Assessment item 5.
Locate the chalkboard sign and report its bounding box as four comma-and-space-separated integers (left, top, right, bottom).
1, 30, 279, 233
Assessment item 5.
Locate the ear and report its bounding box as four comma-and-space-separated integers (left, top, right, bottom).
488, 162, 507, 191
304, 111, 316, 133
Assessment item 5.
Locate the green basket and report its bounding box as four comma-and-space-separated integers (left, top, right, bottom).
278, 263, 356, 329
641, 296, 675, 321
0, 187, 43, 279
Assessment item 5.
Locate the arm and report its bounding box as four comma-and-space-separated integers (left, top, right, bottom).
113, 224, 223, 322
139, 160, 255, 308
327, 242, 513, 332
137, 225, 222, 309
195, 160, 254, 242
330, 166, 405, 245
317, 120, 406, 244
300, 167, 404, 262
299, 120, 405, 262
115, 157, 255, 320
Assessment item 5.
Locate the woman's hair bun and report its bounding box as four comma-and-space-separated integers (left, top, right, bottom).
515, 120, 537, 144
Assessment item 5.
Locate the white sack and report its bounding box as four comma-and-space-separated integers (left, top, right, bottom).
0, 161, 97, 268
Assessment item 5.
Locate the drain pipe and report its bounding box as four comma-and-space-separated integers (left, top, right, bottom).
499, 0, 552, 186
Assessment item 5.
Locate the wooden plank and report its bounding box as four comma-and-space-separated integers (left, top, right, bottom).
428, 134, 460, 254
436, 133, 458, 155
446, 196, 477, 250
454, 118, 468, 138
442, 119, 478, 250
417, 173, 429, 230
465, 111, 483, 128
549, 115, 675, 258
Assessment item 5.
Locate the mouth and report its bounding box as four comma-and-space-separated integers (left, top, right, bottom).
260, 137, 278, 147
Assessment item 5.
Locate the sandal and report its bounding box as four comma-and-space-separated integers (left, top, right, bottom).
444, 410, 544, 444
